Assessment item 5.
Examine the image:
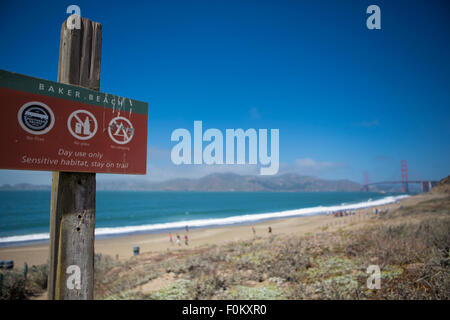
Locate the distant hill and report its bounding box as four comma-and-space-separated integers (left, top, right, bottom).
0, 173, 364, 192
0, 183, 51, 191
431, 175, 450, 194
4, 174, 447, 193
97, 173, 362, 192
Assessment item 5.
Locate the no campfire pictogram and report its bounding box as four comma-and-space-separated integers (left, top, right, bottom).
67, 110, 98, 140
108, 116, 134, 144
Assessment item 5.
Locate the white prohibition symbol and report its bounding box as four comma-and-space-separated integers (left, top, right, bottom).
108, 116, 135, 145
18, 101, 55, 135
66, 265, 81, 290
67, 110, 98, 140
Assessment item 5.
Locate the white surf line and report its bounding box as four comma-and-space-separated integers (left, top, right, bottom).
0, 195, 409, 244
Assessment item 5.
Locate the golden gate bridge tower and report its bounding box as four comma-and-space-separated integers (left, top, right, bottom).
401, 160, 408, 193
362, 160, 437, 193
363, 171, 369, 192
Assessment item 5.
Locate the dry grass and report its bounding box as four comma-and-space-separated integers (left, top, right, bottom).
98, 196, 449, 300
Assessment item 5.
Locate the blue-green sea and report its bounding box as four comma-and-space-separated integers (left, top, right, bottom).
0, 191, 408, 245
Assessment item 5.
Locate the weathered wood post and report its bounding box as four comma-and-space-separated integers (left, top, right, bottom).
48, 15, 102, 300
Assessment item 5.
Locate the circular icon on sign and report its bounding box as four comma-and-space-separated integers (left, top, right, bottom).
67, 110, 98, 140
108, 116, 134, 145
18, 101, 55, 135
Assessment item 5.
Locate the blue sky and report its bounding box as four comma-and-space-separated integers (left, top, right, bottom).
0, 0, 449, 185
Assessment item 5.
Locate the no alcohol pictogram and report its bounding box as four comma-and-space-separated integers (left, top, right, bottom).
67, 110, 98, 140
108, 116, 134, 144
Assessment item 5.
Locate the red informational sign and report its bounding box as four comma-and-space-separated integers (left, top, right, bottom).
0, 69, 148, 174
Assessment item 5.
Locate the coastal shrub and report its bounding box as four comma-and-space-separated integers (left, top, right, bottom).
26, 264, 48, 294
94, 254, 123, 298
225, 284, 286, 300
390, 197, 450, 218
412, 248, 450, 299
265, 256, 309, 283
259, 239, 311, 283
104, 268, 160, 298
94, 254, 123, 285
187, 273, 228, 299
0, 270, 27, 300
147, 279, 192, 300
94, 253, 162, 299
103, 289, 146, 300
184, 255, 216, 277
92, 196, 450, 300
350, 216, 450, 266
0, 264, 48, 300
164, 258, 191, 274
338, 211, 450, 299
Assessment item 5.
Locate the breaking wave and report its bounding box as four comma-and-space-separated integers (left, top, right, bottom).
0, 194, 409, 245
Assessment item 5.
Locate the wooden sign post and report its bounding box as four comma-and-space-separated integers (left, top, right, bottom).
0, 14, 148, 299
48, 16, 101, 300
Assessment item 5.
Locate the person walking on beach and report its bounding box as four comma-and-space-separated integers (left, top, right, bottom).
184, 234, 189, 246
252, 226, 256, 238
169, 233, 173, 245
176, 234, 181, 246
268, 226, 272, 234
185, 225, 189, 233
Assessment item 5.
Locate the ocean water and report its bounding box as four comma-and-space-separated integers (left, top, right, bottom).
0, 191, 408, 245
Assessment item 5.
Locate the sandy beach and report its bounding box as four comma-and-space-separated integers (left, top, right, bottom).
0, 193, 438, 268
